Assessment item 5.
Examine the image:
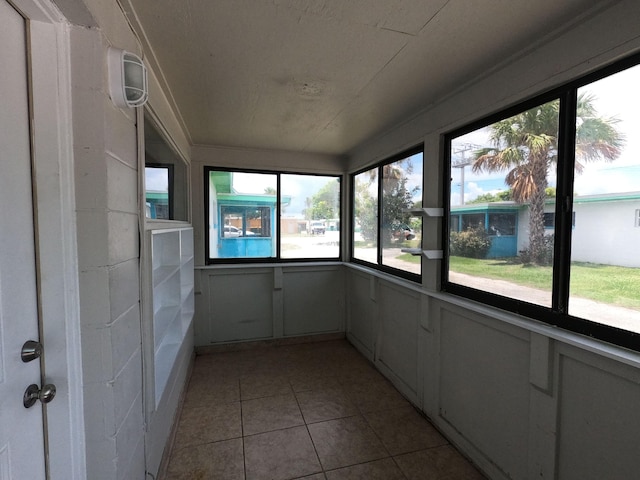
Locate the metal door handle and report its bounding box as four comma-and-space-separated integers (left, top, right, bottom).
21, 340, 43, 363
23, 383, 56, 408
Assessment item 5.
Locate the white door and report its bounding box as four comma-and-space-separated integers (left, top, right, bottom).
0, 0, 47, 478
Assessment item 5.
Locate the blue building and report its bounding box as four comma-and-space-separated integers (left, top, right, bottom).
450, 202, 520, 258
209, 171, 290, 258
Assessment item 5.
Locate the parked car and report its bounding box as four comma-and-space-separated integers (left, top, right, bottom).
391, 223, 415, 241
310, 221, 326, 235
223, 225, 242, 237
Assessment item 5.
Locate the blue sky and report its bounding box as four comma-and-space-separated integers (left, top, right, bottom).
451, 63, 640, 204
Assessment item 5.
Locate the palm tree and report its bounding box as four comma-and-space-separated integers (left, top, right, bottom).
471, 94, 624, 264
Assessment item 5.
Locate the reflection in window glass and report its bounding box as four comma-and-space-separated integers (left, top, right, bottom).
221, 206, 270, 237
280, 174, 340, 259
461, 213, 484, 231
381, 153, 422, 274
145, 166, 171, 219
353, 169, 378, 263
449, 99, 560, 308
488, 213, 516, 236
569, 66, 640, 332
208, 170, 277, 259
144, 117, 189, 221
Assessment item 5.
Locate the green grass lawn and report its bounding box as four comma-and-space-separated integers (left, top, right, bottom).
448, 256, 640, 310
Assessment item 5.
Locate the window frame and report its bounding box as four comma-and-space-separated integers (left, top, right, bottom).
350, 144, 424, 283
442, 53, 640, 352
204, 166, 342, 264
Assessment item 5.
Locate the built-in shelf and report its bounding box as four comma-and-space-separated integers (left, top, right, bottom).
150, 227, 194, 406
401, 248, 443, 260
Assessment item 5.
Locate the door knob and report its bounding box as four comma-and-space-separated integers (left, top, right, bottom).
23, 383, 56, 408
21, 340, 43, 363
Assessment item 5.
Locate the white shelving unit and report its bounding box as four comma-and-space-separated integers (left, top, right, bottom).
150, 227, 194, 405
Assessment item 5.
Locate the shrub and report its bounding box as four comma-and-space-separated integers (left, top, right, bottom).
519, 234, 554, 265
450, 226, 492, 259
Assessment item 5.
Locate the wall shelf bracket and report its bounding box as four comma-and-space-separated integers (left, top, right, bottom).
401, 248, 443, 260
407, 207, 444, 217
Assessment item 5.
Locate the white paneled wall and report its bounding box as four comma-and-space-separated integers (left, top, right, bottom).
194, 264, 345, 346
195, 262, 640, 479
345, 267, 640, 480
555, 348, 640, 479
377, 281, 420, 404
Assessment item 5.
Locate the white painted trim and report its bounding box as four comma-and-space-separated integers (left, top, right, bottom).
13, 0, 87, 478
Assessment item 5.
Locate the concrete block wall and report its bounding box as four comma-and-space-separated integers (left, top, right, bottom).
345, 268, 640, 480
70, 22, 145, 480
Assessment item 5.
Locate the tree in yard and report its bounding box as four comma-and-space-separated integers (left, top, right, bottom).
306, 178, 339, 220
471, 94, 624, 264
468, 190, 513, 204
381, 167, 418, 246
354, 180, 377, 243
354, 161, 420, 245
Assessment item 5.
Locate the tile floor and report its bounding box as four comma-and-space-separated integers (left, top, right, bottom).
164, 339, 487, 480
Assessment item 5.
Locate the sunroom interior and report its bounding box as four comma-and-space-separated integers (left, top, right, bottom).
5, 0, 640, 479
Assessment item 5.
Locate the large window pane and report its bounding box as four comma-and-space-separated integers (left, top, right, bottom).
448, 99, 560, 308
381, 153, 422, 275
569, 66, 640, 332
351, 147, 423, 280
280, 174, 340, 259
208, 170, 277, 259
353, 168, 378, 263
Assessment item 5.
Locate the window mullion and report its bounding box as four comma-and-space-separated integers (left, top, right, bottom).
552, 89, 578, 314
377, 165, 383, 265
276, 173, 281, 259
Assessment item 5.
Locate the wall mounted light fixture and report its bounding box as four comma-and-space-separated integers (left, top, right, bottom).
107, 47, 149, 108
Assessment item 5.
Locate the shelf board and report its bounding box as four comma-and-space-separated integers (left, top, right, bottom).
154, 305, 180, 350
400, 248, 443, 259
154, 341, 181, 404
152, 264, 180, 288
407, 207, 444, 217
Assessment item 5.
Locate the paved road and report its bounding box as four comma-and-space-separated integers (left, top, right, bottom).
450, 271, 640, 334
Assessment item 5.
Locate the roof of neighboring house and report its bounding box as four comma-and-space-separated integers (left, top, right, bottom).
217, 193, 291, 207
451, 202, 521, 213
572, 191, 640, 204
209, 170, 233, 194
452, 191, 640, 213
145, 191, 169, 202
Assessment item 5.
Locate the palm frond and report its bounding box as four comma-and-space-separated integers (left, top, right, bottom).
505, 164, 537, 202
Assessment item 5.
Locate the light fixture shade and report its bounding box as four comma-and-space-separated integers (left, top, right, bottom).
107, 47, 149, 108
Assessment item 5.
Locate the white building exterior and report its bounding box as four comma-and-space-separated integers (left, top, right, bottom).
516, 192, 640, 267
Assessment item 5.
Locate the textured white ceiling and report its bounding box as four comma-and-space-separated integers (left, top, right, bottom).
122, 0, 605, 155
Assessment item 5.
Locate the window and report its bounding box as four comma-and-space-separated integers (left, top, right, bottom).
205, 168, 340, 262
351, 146, 423, 281
544, 211, 575, 229
145, 165, 172, 219
636, 209, 640, 227
144, 117, 189, 221
281, 174, 340, 259
444, 56, 640, 351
